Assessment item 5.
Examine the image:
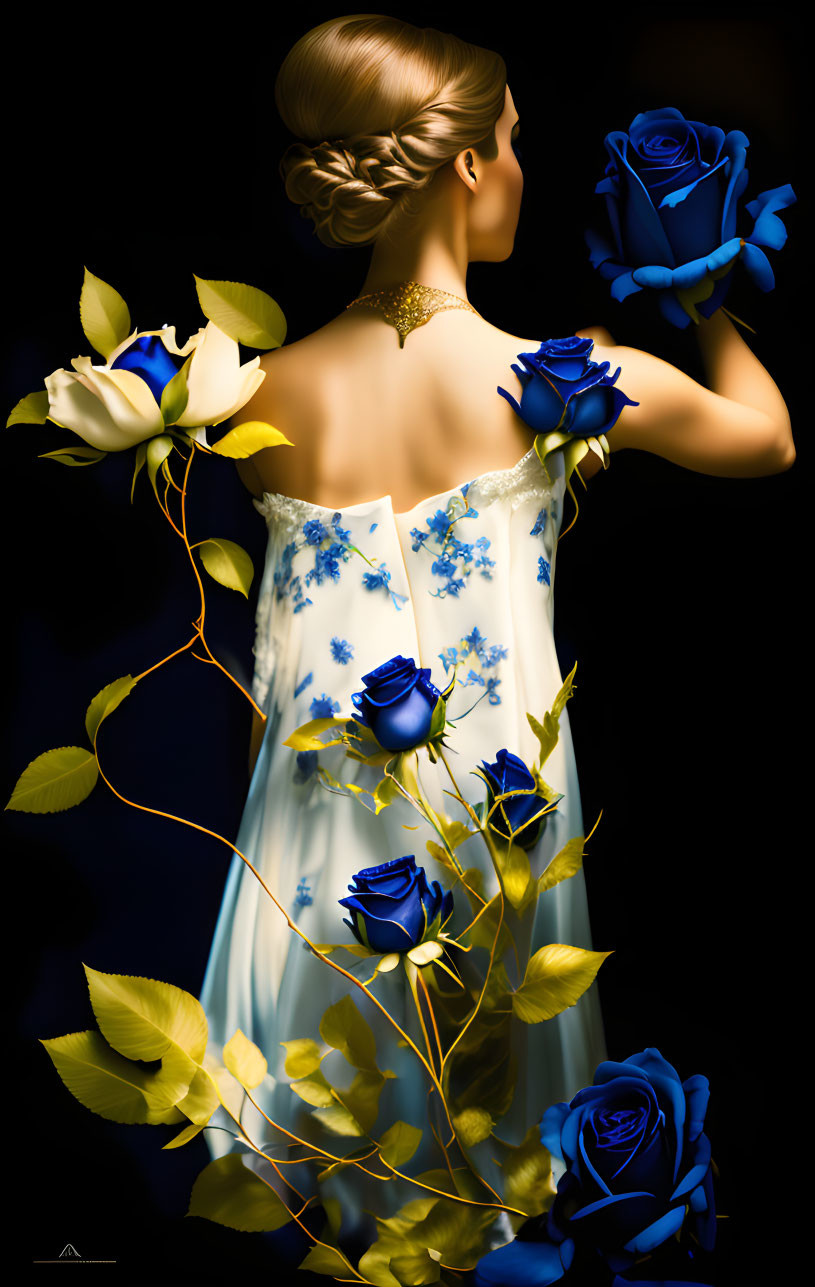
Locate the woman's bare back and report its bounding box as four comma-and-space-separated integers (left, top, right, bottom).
233, 309, 608, 511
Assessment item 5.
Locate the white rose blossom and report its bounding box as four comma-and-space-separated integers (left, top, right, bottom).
43, 320, 266, 452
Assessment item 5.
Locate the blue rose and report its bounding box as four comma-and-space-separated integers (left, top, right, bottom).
475, 1048, 715, 1287
351, 654, 442, 752
497, 336, 639, 438
339, 855, 454, 954
477, 749, 553, 850
585, 106, 796, 328
110, 333, 185, 404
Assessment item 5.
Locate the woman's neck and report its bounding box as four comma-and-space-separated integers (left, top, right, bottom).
357, 173, 471, 301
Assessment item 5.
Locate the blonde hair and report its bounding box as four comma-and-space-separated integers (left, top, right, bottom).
275, 14, 507, 248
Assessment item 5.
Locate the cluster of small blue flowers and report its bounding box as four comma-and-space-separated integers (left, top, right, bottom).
309, 693, 341, 719
409, 492, 494, 598
295, 877, 313, 907
273, 512, 356, 613
439, 625, 508, 706
361, 562, 409, 610
330, 636, 354, 664
530, 508, 552, 586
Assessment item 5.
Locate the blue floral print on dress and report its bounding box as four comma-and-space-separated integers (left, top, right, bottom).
530, 507, 552, 586
410, 490, 493, 598
295, 878, 314, 907
294, 750, 318, 783
538, 556, 551, 586
330, 637, 354, 664
310, 693, 341, 719
361, 561, 409, 610
273, 511, 358, 613
294, 671, 313, 698
439, 626, 508, 710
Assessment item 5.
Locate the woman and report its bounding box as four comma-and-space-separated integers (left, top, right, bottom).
199, 12, 794, 1265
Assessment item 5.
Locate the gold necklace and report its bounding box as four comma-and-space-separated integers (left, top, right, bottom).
345, 279, 480, 348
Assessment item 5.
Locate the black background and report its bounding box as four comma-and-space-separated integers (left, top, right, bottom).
3, 6, 807, 1283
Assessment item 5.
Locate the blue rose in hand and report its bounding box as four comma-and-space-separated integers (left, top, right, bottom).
497, 336, 639, 438
339, 855, 454, 954
586, 106, 796, 328
477, 749, 554, 850
475, 1048, 715, 1287
351, 655, 442, 752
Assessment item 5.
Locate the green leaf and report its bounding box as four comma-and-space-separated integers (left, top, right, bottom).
319, 995, 379, 1072
130, 441, 147, 502
192, 275, 287, 349
451, 1105, 494, 1147
163, 1122, 206, 1149
79, 266, 132, 361
6, 388, 49, 427
512, 943, 612, 1023
146, 434, 174, 502
497, 1123, 556, 1218
526, 663, 577, 767
290, 1068, 335, 1109
312, 1101, 365, 1136
218, 1029, 266, 1091
282, 716, 348, 752
175, 1065, 220, 1125
209, 420, 293, 458
340, 1067, 391, 1134
197, 537, 254, 598
378, 1120, 422, 1169
159, 353, 192, 427
537, 835, 585, 895
38, 444, 108, 466
40, 1029, 184, 1125
84, 964, 209, 1063
427, 695, 447, 741
85, 674, 138, 744
281, 1037, 322, 1079
425, 840, 459, 880
492, 841, 532, 909
5, 746, 98, 813
187, 1154, 292, 1232
298, 1244, 360, 1278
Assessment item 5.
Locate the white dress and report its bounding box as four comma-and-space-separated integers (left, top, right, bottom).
199, 436, 608, 1240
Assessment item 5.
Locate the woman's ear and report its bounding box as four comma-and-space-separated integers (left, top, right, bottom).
453, 149, 478, 190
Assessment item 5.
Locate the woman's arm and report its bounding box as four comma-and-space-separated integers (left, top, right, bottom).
579, 312, 793, 478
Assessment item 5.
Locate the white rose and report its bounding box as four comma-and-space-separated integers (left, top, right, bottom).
43, 321, 265, 452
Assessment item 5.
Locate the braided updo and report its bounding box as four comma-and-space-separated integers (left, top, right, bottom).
275, 15, 507, 248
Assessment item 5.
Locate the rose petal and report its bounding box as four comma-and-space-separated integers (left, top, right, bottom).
474, 1238, 568, 1287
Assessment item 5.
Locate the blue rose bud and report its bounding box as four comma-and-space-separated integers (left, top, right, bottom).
478, 749, 552, 850
110, 333, 185, 405
585, 106, 796, 328
351, 654, 443, 752
339, 855, 454, 954
497, 335, 639, 439
474, 1048, 715, 1286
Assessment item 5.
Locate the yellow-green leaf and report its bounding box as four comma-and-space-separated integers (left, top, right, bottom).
130, 441, 147, 503
159, 353, 192, 427
7, 388, 49, 427
290, 1068, 335, 1108
281, 1037, 322, 1079
499, 1124, 556, 1217
163, 1122, 206, 1149
85, 674, 138, 744
84, 965, 208, 1063
312, 1102, 365, 1137
79, 266, 132, 361
340, 1068, 390, 1134
197, 537, 254, 597
282, 716, 349, 752
38, 444, 108, 466
379, 1120, 422, 1169
192, 275, 287, 350
146, 434, 174, 502
512, 944, 612, 1023
299, 1244, 360, 1278
40, 1030, 183, 1125
452, 1105, 494, 1147
187, 1153, 292, 1232
209, 420, 293, 458
5, 746, 98, 813
319, 995, 378, 1072
493, 841, 532, 909
526, 664, 577, 768
537, 836, 585, 895
175, 1064, 220, 1125
222, 1028, 267, 1089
